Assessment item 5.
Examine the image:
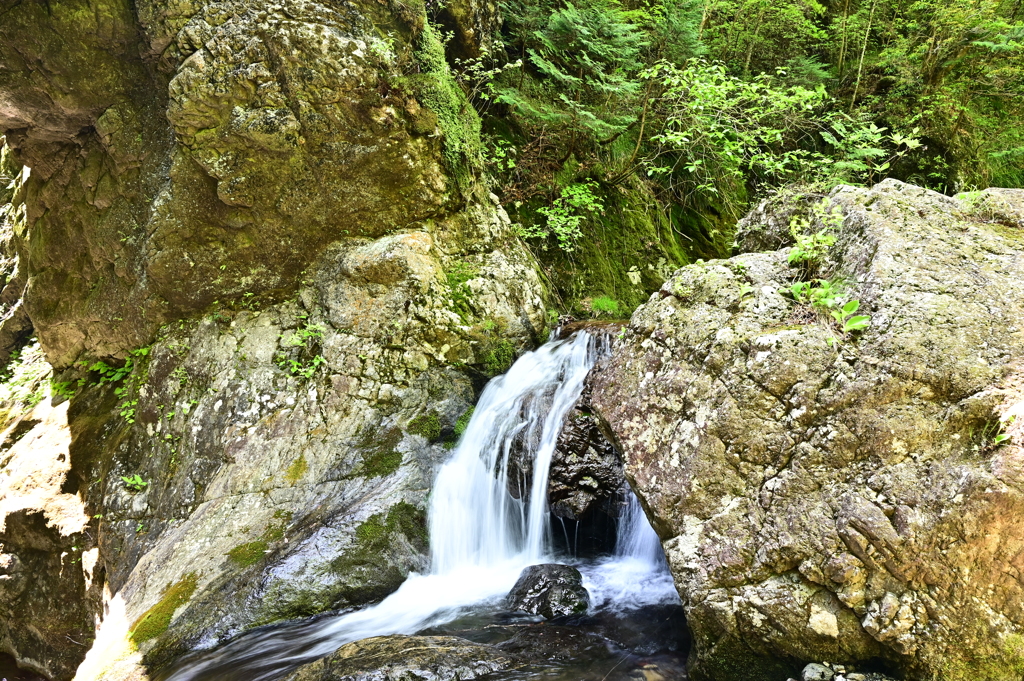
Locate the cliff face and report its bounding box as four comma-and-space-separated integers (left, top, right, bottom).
0, 0, 546, 678
592, 181, 1024, 680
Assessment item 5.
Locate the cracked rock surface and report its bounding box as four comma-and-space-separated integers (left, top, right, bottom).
591, 180, 1024, 681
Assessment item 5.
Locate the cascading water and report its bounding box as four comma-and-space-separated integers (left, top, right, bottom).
160, 330, 678, 681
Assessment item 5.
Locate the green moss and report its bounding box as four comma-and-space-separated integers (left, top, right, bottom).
362, 448, 403, 477
454, 407, 475, 437
410, 23, 481, 188
408, 412, 442, 441
590, 296, 621, 316
227, 540, 269, 568
446, 261, 479, 321
129, 573, 199, 646
330, 502, 428, 576
263, 523, 286, 542
483, 339, 516, 376
284, 454, 307, 484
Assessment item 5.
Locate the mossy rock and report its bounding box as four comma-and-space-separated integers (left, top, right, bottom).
130, 573, 199, 646
227, 541, 268, 568
327, 502, 428, 603
408, 411, 442, 441
284, 454, 308, 484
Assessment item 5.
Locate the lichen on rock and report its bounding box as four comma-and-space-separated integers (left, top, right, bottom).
591, 180, 1024, 681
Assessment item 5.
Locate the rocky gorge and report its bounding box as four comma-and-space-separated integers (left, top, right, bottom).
1, 0, 1023, 680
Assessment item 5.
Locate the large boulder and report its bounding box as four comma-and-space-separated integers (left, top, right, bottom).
0, 0, 547, 678
506, 563, 591, 619
591, 181, 1024, 680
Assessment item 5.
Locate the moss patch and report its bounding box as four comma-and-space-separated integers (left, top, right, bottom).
483, 339, 516, 376
356, 427, 404, 478
454, 407, 475, 436
227, 540, 269, 568
408, 412, 442, 441
362, 447, 403, 477
409, 22, 481, 188
327, 502, 429, 603
129, 573, 199, 646
284, 454, 308, 484
332, 502, 428, 573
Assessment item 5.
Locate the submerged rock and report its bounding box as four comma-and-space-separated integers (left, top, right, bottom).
592, 181, 1024, 680
284, 635, 523, 681
506, 564, 591, 619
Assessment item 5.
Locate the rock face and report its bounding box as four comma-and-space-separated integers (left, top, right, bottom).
548, 381, 627, 521
284, 635, 523, 681
0, 0, 548, 677
506, 564, 591, 619
591, 181, 1024, 680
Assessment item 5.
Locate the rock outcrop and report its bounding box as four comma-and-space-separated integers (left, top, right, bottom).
0, 0, 548, 677
591, 181, 1024, 680
506, 563, 591, 619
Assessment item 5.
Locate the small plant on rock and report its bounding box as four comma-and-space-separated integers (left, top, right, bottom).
830, 300, 871, 334
277, 321, 326, 380
121, 474, 149, 492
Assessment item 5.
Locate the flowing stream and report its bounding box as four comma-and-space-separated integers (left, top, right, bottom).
160, 330, 679, 681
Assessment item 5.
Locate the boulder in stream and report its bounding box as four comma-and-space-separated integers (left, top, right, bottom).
284, 635, 523, 681
592, 181, 1024, 680
506, 563, 591, 619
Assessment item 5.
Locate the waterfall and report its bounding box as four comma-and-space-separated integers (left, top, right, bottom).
615, 491, 665, 565
162, 330, 643, 681
428, 330, 607, 573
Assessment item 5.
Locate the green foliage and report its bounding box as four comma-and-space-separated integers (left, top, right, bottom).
478, 0, 1022, 314
129, 573, 199, 646
788, 280, 870, 335
276, 322, 326, 380
590, 295, 621, 315
76, 346, 150, 424
498, 0, 648, 146
974, 416, 1016, 453
645, 60, 921, 218
524, 180, 605, 251
121, 474, 149, 492
832, 299, 871, 333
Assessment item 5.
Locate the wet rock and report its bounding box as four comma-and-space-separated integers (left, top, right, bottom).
284, 635, 522, 681
495, 624, 611, 663
592, 181, 1024, 681
506, 564, 591, 619
802, 663, 835, 681
548, 382, 627, 522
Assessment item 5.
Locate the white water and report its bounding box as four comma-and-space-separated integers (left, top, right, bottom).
162, 331, 677, 681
